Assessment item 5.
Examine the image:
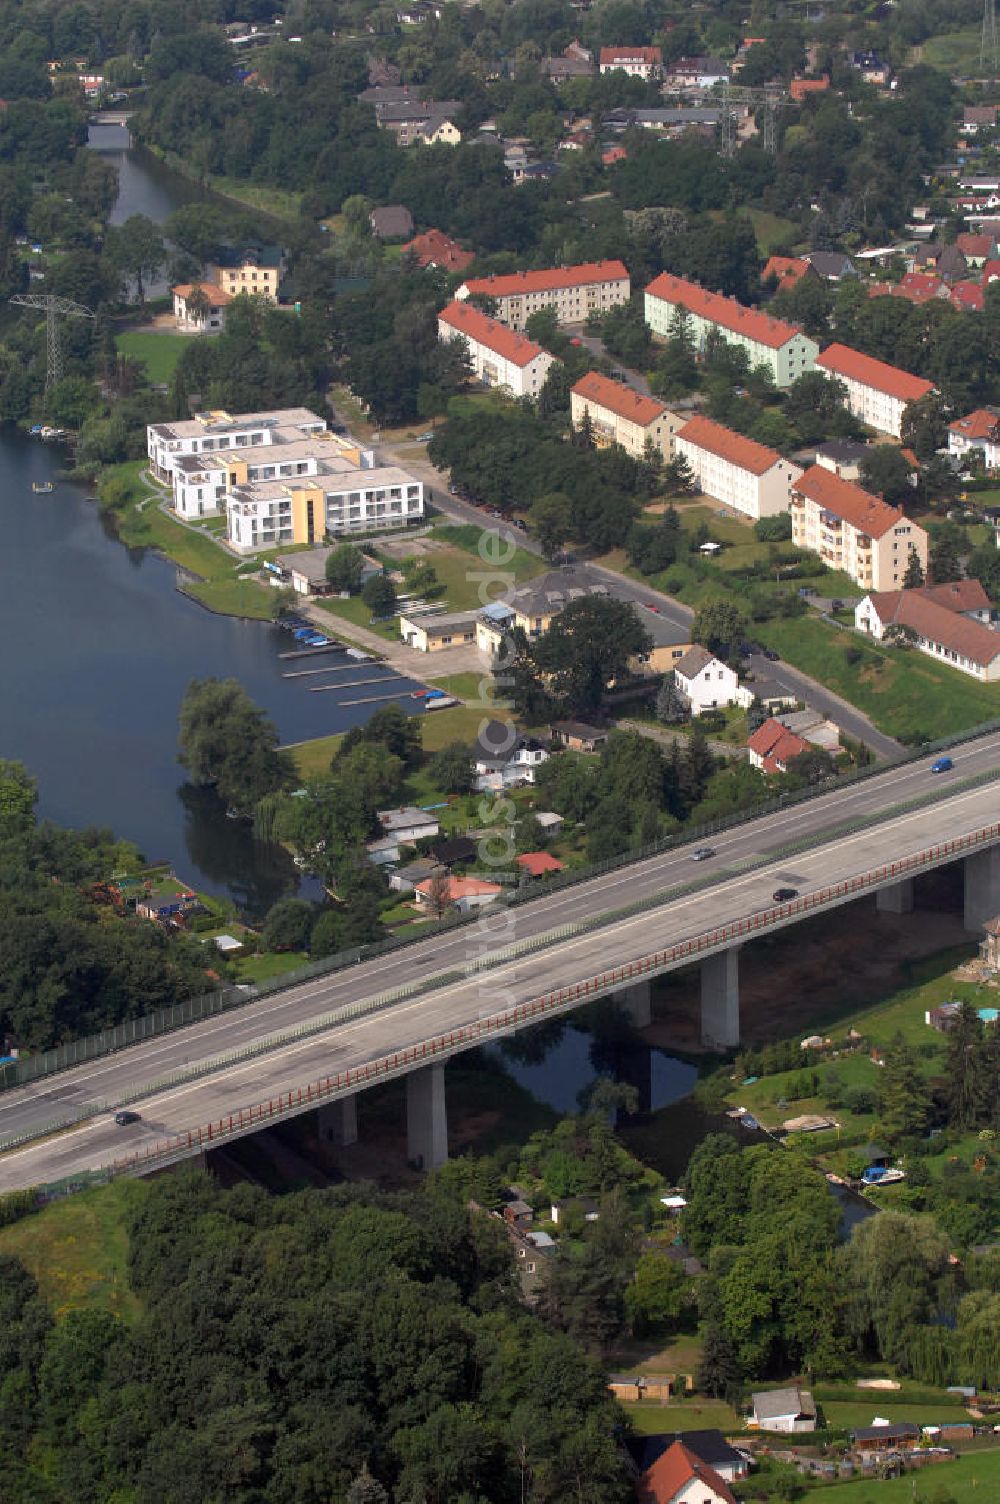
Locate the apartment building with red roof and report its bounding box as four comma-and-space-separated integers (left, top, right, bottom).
637, 1439, 736, 1504
599, 45, 662, 78
855, 583, 1000, 682
644, 272, 818, 386
456, 260, 630, 330
815, 343, 934, 438
747, 717, 811, 775
791, 463, 928, 591
675, 414, 803, 520
948, 408, 1000, 468
438, 300, 556, 400
402, 228, 474, 273
570, 371, 683, 459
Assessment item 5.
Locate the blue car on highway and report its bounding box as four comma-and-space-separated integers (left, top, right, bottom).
930, 756, 954, 773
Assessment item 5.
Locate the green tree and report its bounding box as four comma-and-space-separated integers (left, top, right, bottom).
362, 575, 397, 618
655, 672, 688, 724
105, 214, 166, 303
0, 761, 37, 844
428, 742, 476, 795
690, 602, 749, 659
624, 1254, 687, 1337
532, 597, 653, 714
262, 898, 314, 953
902, 549, 925, 589
859, 446, 913, 506
929, 532, 963, 585
530, 492, 573, 561
178, 679, 295, 815
325, 544, 366, 594
877, 1032, 932, 1143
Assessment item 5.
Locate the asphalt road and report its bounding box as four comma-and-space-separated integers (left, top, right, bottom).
0, 733, 996, 1190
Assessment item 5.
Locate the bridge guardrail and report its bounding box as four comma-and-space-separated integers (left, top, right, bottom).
87, 819, 997, 1182
2, 721, 998, 1097
2, 772, 998, 1159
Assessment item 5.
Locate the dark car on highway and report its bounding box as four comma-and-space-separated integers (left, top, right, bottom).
114, 1110, 141, 1126
772, 887, 798, 902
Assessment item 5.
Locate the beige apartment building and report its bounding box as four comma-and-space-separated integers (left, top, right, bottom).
570, 371, 682, 458
456, 261, 630, 330
791, 464, 928, 591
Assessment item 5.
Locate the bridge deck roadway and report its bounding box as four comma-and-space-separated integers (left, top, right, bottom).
0, 735, 998, 1191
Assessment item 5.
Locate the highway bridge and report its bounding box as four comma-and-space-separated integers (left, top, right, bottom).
0, 731, 997, 1192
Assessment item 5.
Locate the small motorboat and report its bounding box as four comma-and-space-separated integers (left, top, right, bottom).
32, 480, 54, 493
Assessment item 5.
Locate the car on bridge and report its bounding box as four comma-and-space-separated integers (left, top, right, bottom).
772, 887, 798, 901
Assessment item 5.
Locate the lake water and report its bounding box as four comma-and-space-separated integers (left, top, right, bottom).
1, 130, 425, 913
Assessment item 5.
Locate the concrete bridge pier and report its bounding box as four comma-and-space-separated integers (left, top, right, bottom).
407, 1064, 448, 1170
316, 1095, 358, 1147
617, 979, 652, 1029
877, 878, 914, 914
701, 947, 740, 1049
965, 846, 1000, 933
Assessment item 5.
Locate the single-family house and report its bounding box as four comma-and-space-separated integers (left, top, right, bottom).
851, 1422, 920, 1452
544, 40, 595, 82
534, 811, 564, 837
791, 464, 929, 591
398, 607, 479, 651
645, 273, 818, 387
369, 205, 414, 241
389, 856, 442, 893
948, 409, 1000, 468
747, 717, 811, 773
413, 874, 502, 913
850, 51, 892, 85
455, 261, 630, 330
673, 645, 753, 715
626, 1432, 749, 1485
273, 546, 381, 596
963, 105, 998, 133
377, 806, 440, 843
550, 720, 608, 752
749, 1386, 817, 1433
599, 45, 662, 79
172, 281, 231, 332
430, 836, 478, 868
675, 414, 803, 519
636, 1440, 737, 1504
789, 75, 830, 103
815, 343, 934, 438
550, 1196, 599, 1223
762, 255, 813, 290
206, 244, 284, 303
474, 734, 549, 790
663, 56, 730, 89
814, 438, 870, 481
854, 583, 1000, 681
437, 300, 555, 400
402, 227, 474, 273
366, 834, 402, 866
517, 851, 564, 878
804, 250, 857, 281
955, 232, 997, 266
570, 371, 682, 460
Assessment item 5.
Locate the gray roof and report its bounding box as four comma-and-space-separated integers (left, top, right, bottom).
752, 1386, 816, 1421
504, 564, 608, 620
378, 806, 439, 832
370, 205, 414, 239
853, 1423, 920, 1442
673, 644, 718, 679
805, 251, 856, 278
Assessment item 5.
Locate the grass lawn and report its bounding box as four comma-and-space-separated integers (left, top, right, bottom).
235, 949, 310, 984
285, 704, 492, 777
625, 1396, 743, 1434
426, 671, 491, 702
116, 330, 197, 384
0, 1179, 150, 1322
314, 594, 399, 641
755, 615, 1000, 741
144, 146, 301, 220
922, 28, 984, 72
426, 524, 546, 602
815, 1447, 1000, 1502
821, 1400, 971, 1430
705, 207, 799, 254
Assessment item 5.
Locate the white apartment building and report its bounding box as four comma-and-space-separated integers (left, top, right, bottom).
454, 261, 630, 330
644, 273, 818, 387
791, 464, 928, 591
438, 300, 555, 399
226, 465, 424, 553
814, 343, 935, 439
147, 408, 328, 487
570, 371, 682, 458
598, 46, 662, 78
170, 432, 375, 520
675, 414, 803, 519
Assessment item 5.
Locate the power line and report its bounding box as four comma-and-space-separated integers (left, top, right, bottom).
9, 292, 96, 389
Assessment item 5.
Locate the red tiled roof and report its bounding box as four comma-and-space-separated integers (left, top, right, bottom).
638, 1440, 737, 1504
793, 463, 905, 539
677, 414, 785, 476
403, 228, 475, 272
955, 233, 995, 258
762, 255, 811, 287
438, 301, 550, 368
516, 851, 564, 876
790, 74, 829, 100
868, 272, 945, 305
864, 589, 1000, 668
645, 271, 808, 350
948, 408, 1000, 440
599, 45, 662, 65
747, 717, 811, 775
460, 260, 629, 300
983, 259, 1000, 283
172, 281, 231, 306
951, 281, 985, 311
414, 875, 502, 901
919, 579, 991, 612
571, 370, 666, 427
815, 343, 934, 403
602, 145, 628, 164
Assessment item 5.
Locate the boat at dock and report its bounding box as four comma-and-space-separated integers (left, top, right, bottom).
31, 481, 54, 494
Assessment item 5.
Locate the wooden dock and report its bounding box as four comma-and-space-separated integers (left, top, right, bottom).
278, 644, 347, 660
307, 675, 406, 693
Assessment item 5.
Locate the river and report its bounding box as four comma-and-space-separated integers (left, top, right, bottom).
0, 130, 423, 914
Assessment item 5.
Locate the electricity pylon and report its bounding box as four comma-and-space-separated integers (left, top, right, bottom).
983, 0, 999, 74
720, 84, 785, 156
10, 293, 96, 388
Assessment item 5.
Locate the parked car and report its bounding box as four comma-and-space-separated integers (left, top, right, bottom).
415, 431, 434, 442
512, 518, 527, 531
691, 846, 716, 862
772, 887, 798, 901
762, 648, 780, 662
930, 756, 954, 773
114, 1110, 141, 1126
